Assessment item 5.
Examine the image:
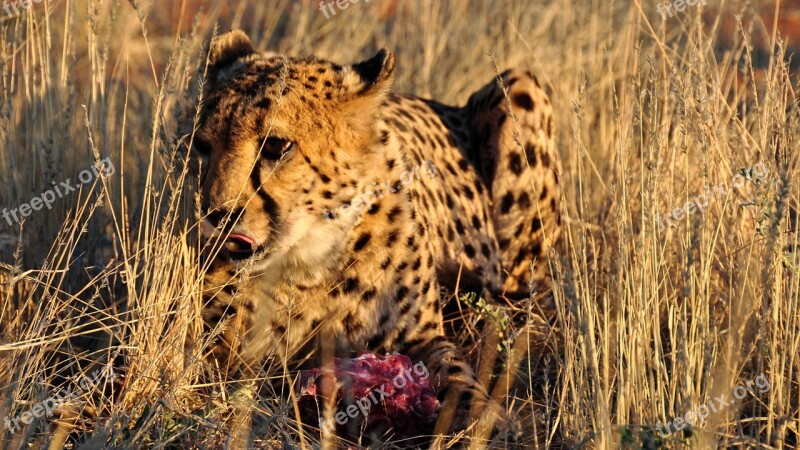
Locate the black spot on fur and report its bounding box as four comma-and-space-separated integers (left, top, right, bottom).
472, 215, 482, 230
524, 144, 539, 166
362, 287, 377, 302
509, 153, 523, 175
458, 389, 474, 405
434, 134, 446, 148
343, 277, 359, 293
387, 205, 403, 223
412, 129, 428, 146
396, 286, 409, 302
464, 244, 476, 258
448, 365, 464, 374
389, 117, 408, 132
222, 284, 237, 296
420, 195, 429, 210
455, 219, 465, 234
354, 233, 372, 251
254, 97, 271, 109
366, 331, 387, 350
421, 280, 432, 294
500, 192, 514, 214
518, 192, 531, 208
398, 109, 416, 122
421, 321, 438, 331
462, 185, 474, 200
513, 93, 534, 111
344, 313, 361, 334
474, 179, 484, 194
540, 152, 551, 168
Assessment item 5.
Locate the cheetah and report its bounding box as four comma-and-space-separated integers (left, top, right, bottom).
182, 30, 561, 446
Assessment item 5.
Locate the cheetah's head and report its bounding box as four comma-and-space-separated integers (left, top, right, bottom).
183, 31, 396, 276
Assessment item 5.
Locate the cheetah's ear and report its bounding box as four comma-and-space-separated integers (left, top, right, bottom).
339, 49, 395, 137
207, 30, 255, 70
341, 48, 396, 98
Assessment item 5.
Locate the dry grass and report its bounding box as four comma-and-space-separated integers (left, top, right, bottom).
0, 0, 798, 448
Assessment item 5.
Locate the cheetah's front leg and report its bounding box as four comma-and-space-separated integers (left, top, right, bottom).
399, 327, 503, 440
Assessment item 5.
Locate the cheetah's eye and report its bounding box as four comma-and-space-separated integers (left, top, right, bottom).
258, 137, 295, 162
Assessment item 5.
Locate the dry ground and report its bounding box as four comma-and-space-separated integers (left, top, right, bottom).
0, 0, 798, 448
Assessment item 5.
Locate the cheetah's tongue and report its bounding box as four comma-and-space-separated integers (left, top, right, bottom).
225, 234, 256, 261
228, 233, 255, 245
